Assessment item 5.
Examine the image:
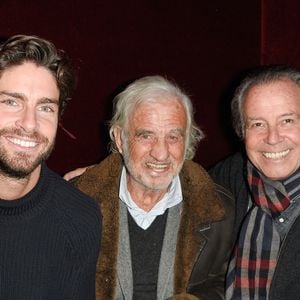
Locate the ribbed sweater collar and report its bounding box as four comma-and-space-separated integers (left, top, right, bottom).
0, 163, 50, 219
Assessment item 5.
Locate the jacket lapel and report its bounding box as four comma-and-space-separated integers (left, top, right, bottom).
116, 201, 133, 299
157, 203, 182, 299
173, 160, 225, 294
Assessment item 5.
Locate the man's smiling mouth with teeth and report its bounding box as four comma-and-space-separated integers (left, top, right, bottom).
146, 162, 168, 169
263, 149, 290, 159
7, 137, 38, 148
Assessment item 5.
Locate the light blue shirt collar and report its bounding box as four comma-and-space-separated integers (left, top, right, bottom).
119, 166, 183, 230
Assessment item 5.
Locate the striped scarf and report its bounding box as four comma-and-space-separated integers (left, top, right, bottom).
226, 162, 292, 299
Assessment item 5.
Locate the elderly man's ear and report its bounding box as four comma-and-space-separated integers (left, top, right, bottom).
113, 127, 123, 154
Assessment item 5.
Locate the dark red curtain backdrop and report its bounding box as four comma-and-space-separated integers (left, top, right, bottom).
0, 0, 298, 174
261, 0, 300, 67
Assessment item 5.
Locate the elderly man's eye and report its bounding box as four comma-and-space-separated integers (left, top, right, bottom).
168, 135, 179, 142
142, 134, 151, 139
135, 131, 155, 142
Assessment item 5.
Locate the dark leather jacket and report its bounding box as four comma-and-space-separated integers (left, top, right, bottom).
210, 152, 300, 299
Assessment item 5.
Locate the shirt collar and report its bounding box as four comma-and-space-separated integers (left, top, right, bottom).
119, 166, 182, 229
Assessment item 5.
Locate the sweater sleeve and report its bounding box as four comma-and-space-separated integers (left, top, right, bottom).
51, 175, 102, 300
66, 219, 101, 300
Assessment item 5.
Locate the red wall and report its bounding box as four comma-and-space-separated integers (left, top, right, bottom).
261, 0, 300, 67
0, 1, 261, 174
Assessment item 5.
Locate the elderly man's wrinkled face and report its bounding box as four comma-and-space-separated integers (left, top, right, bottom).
114, 97, 187, 194
244, 79, 300, 180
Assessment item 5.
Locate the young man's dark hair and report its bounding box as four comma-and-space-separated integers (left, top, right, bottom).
0, 35, 101, 299
0, 34, 75, 116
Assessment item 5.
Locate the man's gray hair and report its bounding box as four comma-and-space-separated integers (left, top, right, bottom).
109, 75, 204, 160
231, 65, 300, 139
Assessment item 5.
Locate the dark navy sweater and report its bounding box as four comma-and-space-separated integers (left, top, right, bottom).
0, 163, 101, 299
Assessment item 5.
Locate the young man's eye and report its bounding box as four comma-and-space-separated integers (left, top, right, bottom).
39, 105, 56, 113
1, 99, 18, 106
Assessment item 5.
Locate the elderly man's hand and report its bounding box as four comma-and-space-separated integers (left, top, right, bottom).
63, 166, 91, 181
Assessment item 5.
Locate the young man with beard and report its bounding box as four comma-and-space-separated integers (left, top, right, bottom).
65, 76, 234, 299
0, 35, 101, 299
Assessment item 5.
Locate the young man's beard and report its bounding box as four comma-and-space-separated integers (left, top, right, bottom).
0, 141, 55, 179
